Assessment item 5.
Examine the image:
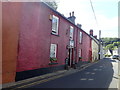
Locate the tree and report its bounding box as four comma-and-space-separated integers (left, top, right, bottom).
105, 44, 115, 55
43, 0, 58, 10
101, 38, 120, 46
113, 42, 120, 47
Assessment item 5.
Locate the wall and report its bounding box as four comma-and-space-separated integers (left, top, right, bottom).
92, 40, 99, 62
2, 2, 96, 83
81, 32, 92, 61
2, 2, 22, 83
16, 2, 71, 72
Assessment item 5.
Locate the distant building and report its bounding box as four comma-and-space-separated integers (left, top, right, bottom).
113, 48, 118, 55
89, 30, 99, 62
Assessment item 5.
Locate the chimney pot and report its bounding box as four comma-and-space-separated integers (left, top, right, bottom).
72, 11, 74, 16
94, 35, 97, 39
70, 12, 71, 17
90, 29, 93, 36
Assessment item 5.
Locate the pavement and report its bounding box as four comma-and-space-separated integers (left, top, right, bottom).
2, 58, 120, 89
2, 61, 96, 89
108, 58, 120, 89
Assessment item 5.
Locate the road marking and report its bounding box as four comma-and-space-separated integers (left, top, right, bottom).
12, 74, 65, 89
93, 69, 98, 71
91, 73, 95, 75
88, 79, 94, 81
11, 61, 100, 89
85, 72, 90, 74
80, 78, 87, 80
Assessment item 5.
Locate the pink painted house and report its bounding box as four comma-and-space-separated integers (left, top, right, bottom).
2, 2, 95, 83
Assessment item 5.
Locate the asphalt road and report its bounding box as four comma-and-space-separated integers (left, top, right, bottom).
27, 58, 114, 88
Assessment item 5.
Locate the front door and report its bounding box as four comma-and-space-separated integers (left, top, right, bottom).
68, 48, 73, 67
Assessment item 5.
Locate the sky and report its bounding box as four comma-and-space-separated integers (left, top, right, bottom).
56, 0, 119, 38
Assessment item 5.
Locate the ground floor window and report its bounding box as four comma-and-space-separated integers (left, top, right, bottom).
50, 44, 57, 58
79, 49, 82, 60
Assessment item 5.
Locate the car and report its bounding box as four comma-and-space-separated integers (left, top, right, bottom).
112, 55, 120, 60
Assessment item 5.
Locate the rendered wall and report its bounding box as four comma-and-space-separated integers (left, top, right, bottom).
16, 2, 71, 72
2, 2, 21, 83
92, 40, 99, 62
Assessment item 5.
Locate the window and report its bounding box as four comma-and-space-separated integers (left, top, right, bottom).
70, 26, 74, 40
79, 49, 82, 57
79, 31, 82, 43
52, 15, 59, 35
50, 44, 57, 58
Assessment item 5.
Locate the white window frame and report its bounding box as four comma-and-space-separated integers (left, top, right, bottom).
79, 31, 82, 43
52, 15, 59, 35
50, 44, 57, 58
70, 26, 74, 40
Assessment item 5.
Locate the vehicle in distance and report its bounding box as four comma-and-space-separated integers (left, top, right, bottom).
112, 55, 120, 60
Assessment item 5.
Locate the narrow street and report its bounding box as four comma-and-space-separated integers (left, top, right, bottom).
16, 58, 119, 88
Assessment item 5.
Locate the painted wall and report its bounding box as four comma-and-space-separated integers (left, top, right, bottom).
77, 29, 92, 61
81, 32, 92, 62
17, 2, 71, 72
92, 40, 99, 62
2, 2, 95, 83
2, 2, 21, 84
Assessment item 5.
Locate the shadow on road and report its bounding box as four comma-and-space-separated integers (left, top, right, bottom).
110, 59, 117, 62
27, 58, 115, 88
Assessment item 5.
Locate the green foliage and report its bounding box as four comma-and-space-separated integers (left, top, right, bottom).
79, 57, 82, 59
101, 38, 120, 46
104, 54, 112, 57
102, 38, 120, 55
106, 44, 114, 50
50, 57, 57, 61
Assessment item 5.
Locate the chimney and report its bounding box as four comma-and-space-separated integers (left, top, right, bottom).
94, 35, 97, 39
77, 23, 82, 29
72, 11, 74, 16
69, 12, 71, 17
90, 29, 93, 36
68, 11, 76, 24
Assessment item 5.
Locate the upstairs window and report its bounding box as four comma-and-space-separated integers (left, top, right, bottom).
70, 26, 74, 40
79, 31, 82, 43
52, 15, 59, 35
50, 44, 57, 58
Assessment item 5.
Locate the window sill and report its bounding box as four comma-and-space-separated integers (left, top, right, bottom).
51, 33, 60, 37
48, 62, 58, 65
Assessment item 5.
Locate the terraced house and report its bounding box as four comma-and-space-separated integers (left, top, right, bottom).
2, 2, 100, 84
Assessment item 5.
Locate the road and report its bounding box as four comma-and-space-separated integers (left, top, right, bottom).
21, 58, 116, 88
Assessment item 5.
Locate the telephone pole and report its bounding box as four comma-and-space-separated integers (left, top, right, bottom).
99, 30, 101, 60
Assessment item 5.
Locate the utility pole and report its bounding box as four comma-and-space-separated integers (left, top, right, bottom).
99, 30, 101, 60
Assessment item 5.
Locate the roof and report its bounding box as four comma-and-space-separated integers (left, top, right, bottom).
90, 35, 99, 44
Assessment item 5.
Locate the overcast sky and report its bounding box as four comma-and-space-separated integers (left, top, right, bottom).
57, 0, 119, 38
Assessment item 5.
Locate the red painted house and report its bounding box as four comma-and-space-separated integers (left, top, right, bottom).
2, 2, 93, 83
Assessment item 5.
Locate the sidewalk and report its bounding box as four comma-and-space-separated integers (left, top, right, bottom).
2, 61, 97, 89
108, 59, 120, 90
118, 60, 120, 90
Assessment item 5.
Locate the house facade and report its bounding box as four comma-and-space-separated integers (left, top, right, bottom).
91, 37, 99, 62
2, 2, 98, 84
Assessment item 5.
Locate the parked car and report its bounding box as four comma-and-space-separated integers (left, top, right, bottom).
112, 55, 120, 60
